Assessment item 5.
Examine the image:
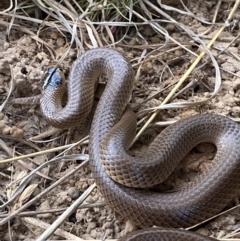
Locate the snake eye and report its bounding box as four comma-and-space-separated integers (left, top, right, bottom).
52, 75, 62, 86
43, 66, 63, 89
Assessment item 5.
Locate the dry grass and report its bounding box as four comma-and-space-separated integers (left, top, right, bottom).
1, 0, 240, 240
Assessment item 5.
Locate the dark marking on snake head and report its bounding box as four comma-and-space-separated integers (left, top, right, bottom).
43, 66, 63, 89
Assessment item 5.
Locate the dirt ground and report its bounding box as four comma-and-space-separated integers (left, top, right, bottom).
1, 0, 240, 240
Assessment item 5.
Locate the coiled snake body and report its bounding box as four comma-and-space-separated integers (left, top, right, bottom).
41, 48, 240, 240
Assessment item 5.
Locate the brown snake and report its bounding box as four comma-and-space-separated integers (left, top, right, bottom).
39, 48, 240, 240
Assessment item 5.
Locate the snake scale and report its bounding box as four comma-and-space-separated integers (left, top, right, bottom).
39, 48, 240, 240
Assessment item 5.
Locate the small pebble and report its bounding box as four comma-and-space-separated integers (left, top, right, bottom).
68, 187, 80, 199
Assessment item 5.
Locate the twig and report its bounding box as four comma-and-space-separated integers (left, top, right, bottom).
0, 202, 105, 218
0, 159, 88, 225
0, 140, 88, 164
36, 183, 96, 241
23, 217, 84, 241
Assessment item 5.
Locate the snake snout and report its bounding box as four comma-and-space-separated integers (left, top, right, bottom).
43, 66, 64, 90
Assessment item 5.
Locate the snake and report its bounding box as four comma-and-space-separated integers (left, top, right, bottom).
118, 228, 216, 241
39, 48, 240, 240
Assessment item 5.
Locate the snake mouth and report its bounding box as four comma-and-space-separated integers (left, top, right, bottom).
43, 66, 63, 89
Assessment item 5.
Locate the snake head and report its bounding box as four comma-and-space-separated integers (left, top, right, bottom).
43, 66, 65, 90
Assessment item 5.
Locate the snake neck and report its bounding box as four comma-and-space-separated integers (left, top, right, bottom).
40, 48, 134, 130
